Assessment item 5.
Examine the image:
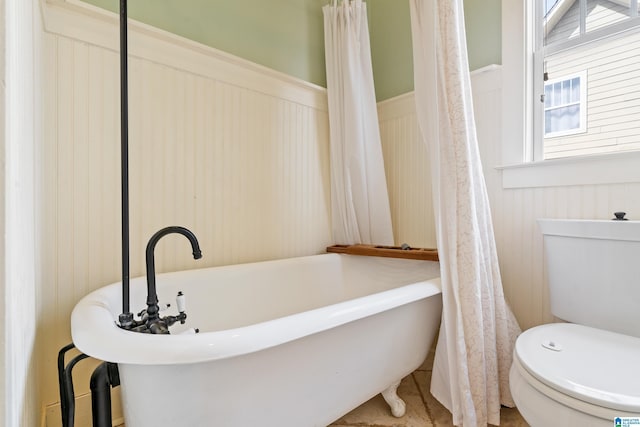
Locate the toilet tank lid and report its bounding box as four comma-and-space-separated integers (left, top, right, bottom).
515, 323, 640, 413
537, 218, 640, 242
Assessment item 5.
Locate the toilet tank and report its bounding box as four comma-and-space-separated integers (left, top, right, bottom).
538, 218, 640, 338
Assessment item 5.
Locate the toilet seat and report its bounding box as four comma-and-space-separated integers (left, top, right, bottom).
513, 323, 640, 417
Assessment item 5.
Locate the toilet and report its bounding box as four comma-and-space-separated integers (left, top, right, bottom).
510, 219, 640, 426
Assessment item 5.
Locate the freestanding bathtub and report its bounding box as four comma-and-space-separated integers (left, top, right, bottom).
72, 253, 442, 427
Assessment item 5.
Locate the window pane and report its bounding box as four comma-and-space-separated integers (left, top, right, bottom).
544, 0, 639, 46
538, 0, 640, 159
545, 84, 552, 107
545, 0, 581, 44
542, 30, 640, 158
586, 0, 633, 33
545, 104, 580, 134
562, 80, 571, 104
570, 77, 580, 103
553, 81, 562, 106
545, 0, 560, 15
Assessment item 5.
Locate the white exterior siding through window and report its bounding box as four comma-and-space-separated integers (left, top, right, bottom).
535, 0, 640, 159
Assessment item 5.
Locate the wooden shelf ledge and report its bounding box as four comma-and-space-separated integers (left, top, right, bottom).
327, 244, 439, 262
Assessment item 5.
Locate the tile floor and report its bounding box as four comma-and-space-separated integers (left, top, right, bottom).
328, 349, 529, 427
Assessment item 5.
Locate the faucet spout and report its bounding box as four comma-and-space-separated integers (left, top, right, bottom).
145, 226, 202, 324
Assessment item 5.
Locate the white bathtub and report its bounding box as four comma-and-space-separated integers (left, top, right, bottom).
72, 253, 442, 427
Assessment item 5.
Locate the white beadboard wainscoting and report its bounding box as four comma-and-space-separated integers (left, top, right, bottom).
378, 64, 640, 334
40, 1, 331, 424
31, 2, 640, 425
378, 93, 437, 250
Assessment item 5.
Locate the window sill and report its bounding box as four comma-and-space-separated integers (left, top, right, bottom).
498, 150, 640, 189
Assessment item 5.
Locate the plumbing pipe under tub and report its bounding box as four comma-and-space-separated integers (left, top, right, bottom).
90, 362, 120, 427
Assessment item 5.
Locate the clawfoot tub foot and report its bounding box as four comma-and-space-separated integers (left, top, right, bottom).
381, 381, 406, 417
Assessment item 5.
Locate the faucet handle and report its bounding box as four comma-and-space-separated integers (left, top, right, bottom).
176, 291, 186, 313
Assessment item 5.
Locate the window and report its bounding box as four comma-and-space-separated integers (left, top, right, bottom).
544, 72, 586, 137
534, 0, 640, 160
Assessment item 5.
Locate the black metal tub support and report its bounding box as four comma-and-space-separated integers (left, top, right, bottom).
58, 343, 120, 427
58, 343, 89, 427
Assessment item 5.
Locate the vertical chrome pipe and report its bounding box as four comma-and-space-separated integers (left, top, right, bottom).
119, 0, 132, 326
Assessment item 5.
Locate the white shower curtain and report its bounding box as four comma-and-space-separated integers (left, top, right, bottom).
323, 0, 394, 245
408, 1, 521, 426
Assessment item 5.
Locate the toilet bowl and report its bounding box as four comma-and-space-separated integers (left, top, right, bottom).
511, 323, 640, 426
510, 219, 640, 426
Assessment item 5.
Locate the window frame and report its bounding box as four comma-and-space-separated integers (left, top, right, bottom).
532, 0, 640, 161
500, 0, 640, 188
543, 71, 587, 138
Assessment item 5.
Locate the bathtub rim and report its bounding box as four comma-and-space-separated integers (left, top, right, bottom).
71, 257, 441, 365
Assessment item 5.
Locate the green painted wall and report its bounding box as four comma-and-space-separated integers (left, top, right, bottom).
80, 0, 501, 100
463, 0, 502, 71
368, 0, 502, 100
81, 0, 328, 87
367, 0, 415, 101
